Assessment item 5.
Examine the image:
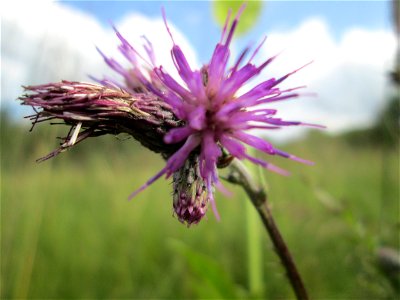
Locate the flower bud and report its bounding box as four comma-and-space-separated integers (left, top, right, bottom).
172, 154, 208, 226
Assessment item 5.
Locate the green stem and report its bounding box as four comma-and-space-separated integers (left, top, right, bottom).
246, 192, 263, 295
226, 159, 309, 300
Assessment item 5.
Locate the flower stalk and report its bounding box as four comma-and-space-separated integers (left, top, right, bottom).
225, 159, 309, 300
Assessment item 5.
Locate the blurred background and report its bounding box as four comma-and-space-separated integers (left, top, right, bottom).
1, 0, 399, 299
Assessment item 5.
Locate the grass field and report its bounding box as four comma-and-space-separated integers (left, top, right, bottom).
1, 118, 399, 299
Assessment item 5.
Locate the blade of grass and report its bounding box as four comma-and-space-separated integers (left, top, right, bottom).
245, 150, 263, 296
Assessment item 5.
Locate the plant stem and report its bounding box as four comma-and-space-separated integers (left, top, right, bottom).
226, 159, 309, 300
246, 189, 263, 296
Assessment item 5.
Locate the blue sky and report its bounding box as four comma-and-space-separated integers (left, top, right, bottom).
2, 0, 396, 141
62, 1, 392, 63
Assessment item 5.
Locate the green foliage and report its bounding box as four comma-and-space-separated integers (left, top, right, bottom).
343, 95, 400, 148
167, 239, 246, 298
212, 1, 263, 36
372, 95, 400, 147
1, 112, 399, 299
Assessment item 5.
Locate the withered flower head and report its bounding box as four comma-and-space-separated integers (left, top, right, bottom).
20, 81, 182, 161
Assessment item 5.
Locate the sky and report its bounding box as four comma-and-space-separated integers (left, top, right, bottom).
1, 0, 397, 142
61, 1, 393, 63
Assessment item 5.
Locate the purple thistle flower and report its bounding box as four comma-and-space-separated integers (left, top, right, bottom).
96, 6, 323, 220
97, 6, 322, 221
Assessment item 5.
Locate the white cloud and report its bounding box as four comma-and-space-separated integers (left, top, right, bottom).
1, 1, 110, 89
254, 18, 397, 142
1, 2, 396, 143
0, 1, 198, 116
114, 12, 198, 82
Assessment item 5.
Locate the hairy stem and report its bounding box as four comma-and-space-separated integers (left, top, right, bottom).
226, 159, 309, 300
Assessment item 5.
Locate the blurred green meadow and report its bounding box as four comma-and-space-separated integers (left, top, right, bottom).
1, 108, 398, 299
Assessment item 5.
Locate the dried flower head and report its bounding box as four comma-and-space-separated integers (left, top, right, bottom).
20, 81, 182, 160
97, 6, 322, 220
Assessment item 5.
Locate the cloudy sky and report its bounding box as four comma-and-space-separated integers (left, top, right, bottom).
1, 0, 397, 142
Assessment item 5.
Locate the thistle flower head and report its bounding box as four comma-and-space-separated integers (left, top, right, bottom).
97, 6, 322, 220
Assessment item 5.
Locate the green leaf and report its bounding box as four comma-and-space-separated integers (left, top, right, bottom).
212, 1, 263, 36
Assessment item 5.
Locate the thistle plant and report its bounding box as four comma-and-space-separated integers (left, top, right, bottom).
20, 5, 322, 299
